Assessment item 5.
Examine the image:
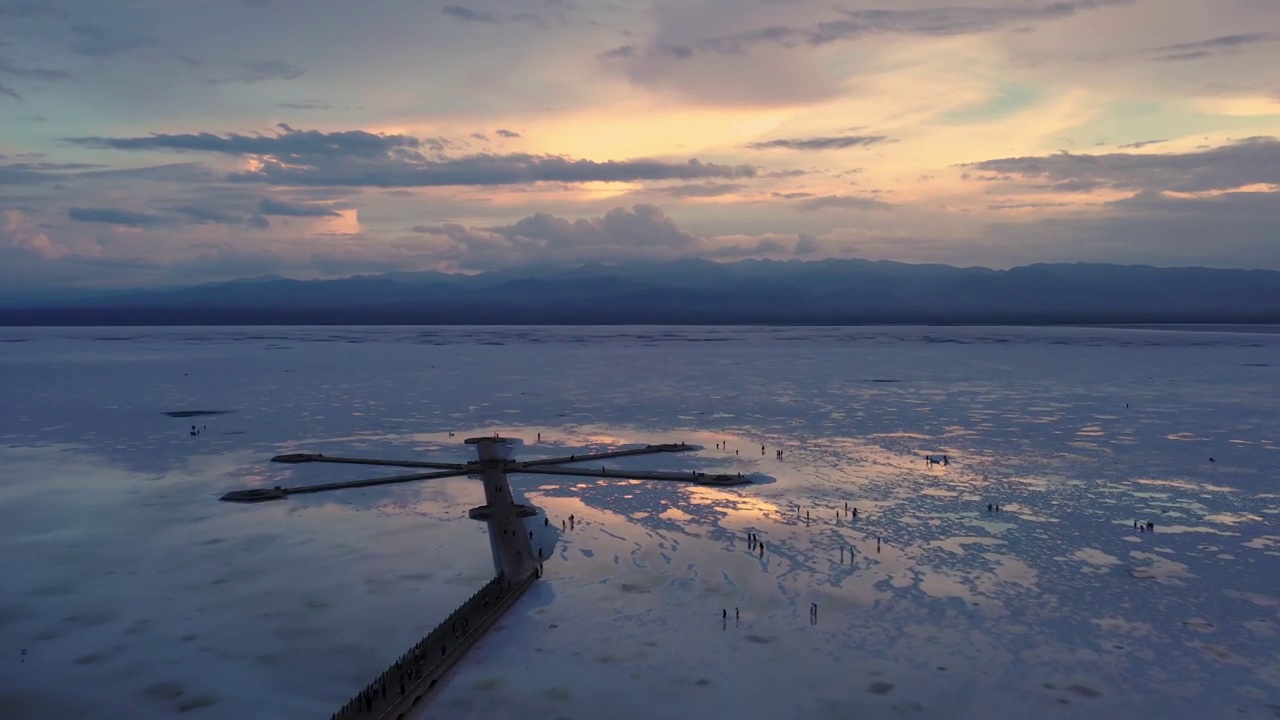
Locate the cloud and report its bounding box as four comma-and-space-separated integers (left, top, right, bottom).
771, 191, 814, 199
2, 209, 67, 259
218, 59, 305, 84
704, 236, 790, 258
747, 135, 887, 151
277, 100, 352, 110
441, 5, 541, 25
795, 195, 894, 212
169, 205, 244, 225
231, 154, 756, 188
0, 2, 68, 21
962, 137, 1280, 193
442, 5, 500, 23
984, 189, 1280, 267
602, 0, 1134, 62
257, 198, 340, 217
1148, 32, 1278, 62
495, 129, 521, 138
793, 233, 820, 255
71, 125, 758, 187
66, 21, 158, 57
0, 57, 72, 82
0, 161, 102, 184
0, 81, 18, 100
661, 182, 747, 198
414, 204, 703, 269
70, 124, 423, 157
1118, 139, 1167, 149
67, 207, 164, 227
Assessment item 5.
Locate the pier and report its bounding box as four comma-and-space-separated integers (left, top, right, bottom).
219, 436, 750, 717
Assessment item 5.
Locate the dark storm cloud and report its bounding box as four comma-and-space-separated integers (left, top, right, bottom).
69, 125, 757, 187
68, 207, 163, 227
747, 135, 887, 151
601, 0, 1133, 61
661, 182, 747, 198
795, 195, 894, 212
257, 198, 340, 217
1148, 32, 1278, 62
962, 137, 1280, 193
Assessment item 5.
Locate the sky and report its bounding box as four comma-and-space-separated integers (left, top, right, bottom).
1, 0, 1279, 292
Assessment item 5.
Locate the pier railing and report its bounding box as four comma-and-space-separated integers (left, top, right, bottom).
329, 570, 538, 720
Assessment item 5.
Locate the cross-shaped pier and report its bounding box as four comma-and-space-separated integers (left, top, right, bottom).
219, 435, 751, 719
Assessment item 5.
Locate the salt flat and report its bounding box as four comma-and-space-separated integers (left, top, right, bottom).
0, 325, 1277, 720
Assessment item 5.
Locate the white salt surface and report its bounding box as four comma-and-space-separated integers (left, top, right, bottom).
1, 325, 1278, 719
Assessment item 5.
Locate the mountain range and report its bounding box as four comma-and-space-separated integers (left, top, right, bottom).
4, 258, 1280, 325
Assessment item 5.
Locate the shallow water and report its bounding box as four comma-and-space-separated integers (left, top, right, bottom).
0, 326, 1277, 719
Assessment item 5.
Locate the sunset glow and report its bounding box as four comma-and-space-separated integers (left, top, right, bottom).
2, 0, 1279, 292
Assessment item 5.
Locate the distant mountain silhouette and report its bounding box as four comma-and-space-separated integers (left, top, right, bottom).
3, 259, 1280, 325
